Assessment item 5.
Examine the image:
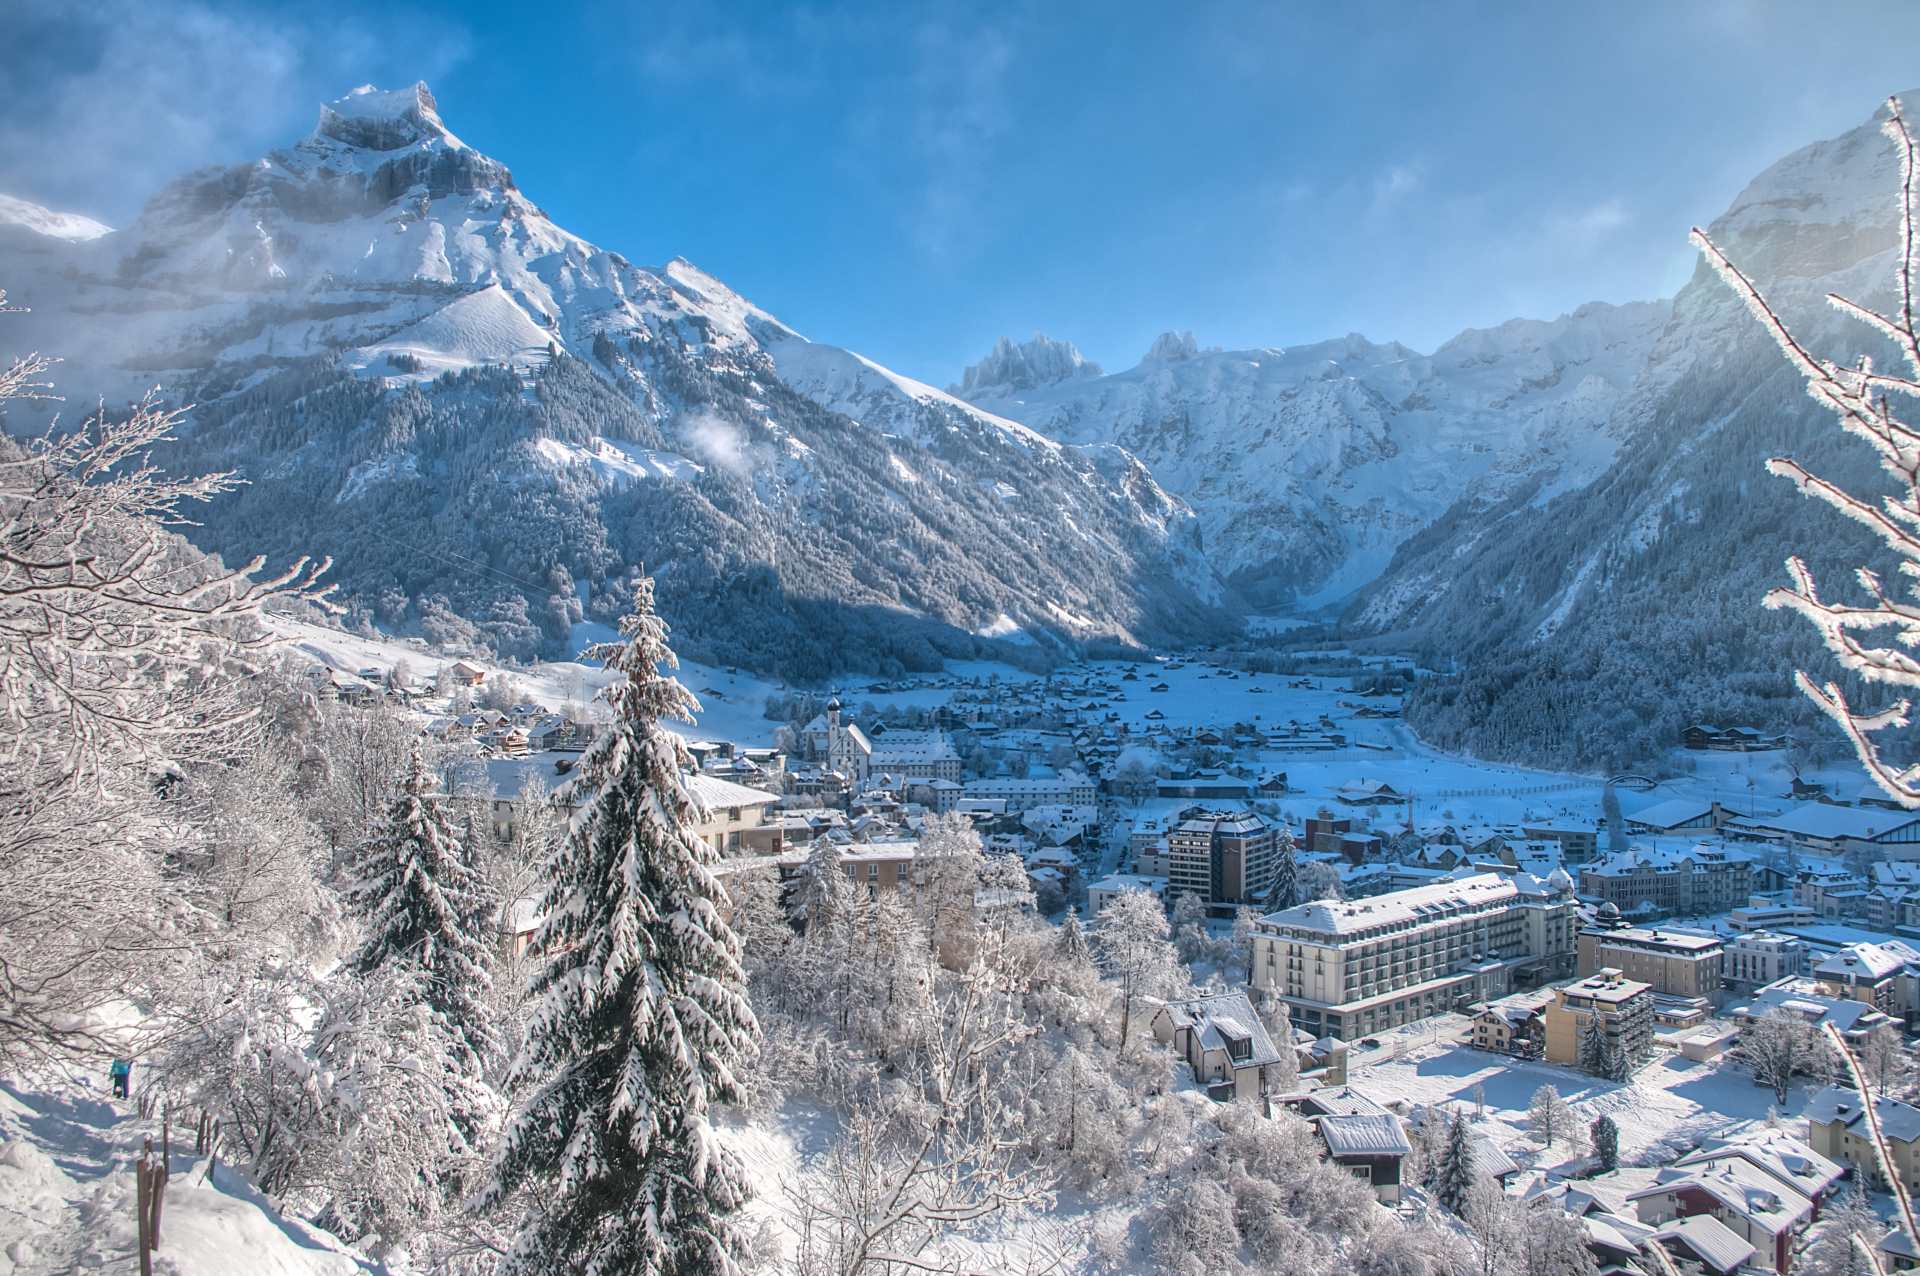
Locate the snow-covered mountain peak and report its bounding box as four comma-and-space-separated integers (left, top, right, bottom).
950, 332, 1102, 397
1142, 330, 1200, 364
0, 193, 112, 243
314, 82, 462, 152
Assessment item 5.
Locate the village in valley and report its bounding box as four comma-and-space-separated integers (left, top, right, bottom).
281, 615, 1920, 1276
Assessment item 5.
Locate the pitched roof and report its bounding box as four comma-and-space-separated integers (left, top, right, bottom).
1653, 1215, 1757, 1274
1814, 940, 1920, 981
1731, 801, 1920, 842
1805, 1085, 1920, 1143
1676, 1129, 1845, 1200
1316, 1113, 1411, 1159
684, 772, 780, 812
1625, 798, 1718, 829
1156, 989, 1283, 1069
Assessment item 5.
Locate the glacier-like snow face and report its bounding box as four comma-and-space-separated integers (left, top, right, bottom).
955, 301, 1671, 609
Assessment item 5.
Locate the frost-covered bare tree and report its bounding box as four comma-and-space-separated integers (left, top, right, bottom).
1094, 887, 1181, 1053
0, 290, 330, 1062
1693, 96, 1920, 805
783, 943, 1051, 1276
1734, 1007, 1831, 1104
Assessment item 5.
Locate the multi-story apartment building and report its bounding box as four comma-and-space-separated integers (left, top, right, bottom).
867, 729, 964, 782
1578, 844, 1753, 918
1724, 930, 1807, 991
1168, 808, 1282, 913
1577, 925, 1724, 999
1520, 821, 1600, 864
1806, 1086, 1920, 1199
961, 771, 1098, 814
1812, 940, 1920, 1024
1251, 871, 1576, 1040
1543, 967, 1654, 1070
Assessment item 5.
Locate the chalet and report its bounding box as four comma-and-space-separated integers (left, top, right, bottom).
1316, 1114, 1412, 1203
1674, 1129, 1845, 1213
1335, 778, 1404, 806
1470, 988, 1554, 1057
1683, 724, 1788, 752
447, 659, 487, 687
685, 773, 783, 855
1150, 990, 1287, 1101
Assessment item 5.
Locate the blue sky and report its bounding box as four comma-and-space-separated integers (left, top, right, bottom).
8, 0, 1920, 385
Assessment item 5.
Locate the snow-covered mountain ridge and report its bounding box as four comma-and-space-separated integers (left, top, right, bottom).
0, 83, 1230, 677
1361, 92, 1920, 769
954, 300, 1670, 608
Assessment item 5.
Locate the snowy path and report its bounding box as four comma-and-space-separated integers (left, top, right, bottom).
0, 1076, 376, 1275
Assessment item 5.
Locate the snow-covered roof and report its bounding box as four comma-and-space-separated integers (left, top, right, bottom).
1469, 1134, 1519, 1180
1624, 798, 1718, 829
1653, 1215, 1756, 1274
1262, 872, 1518, 937
1316, 1113, 1411, 1159
1677, 1128, 1844, 1200
1814, 940, 1920, 981
1631, 1158, 1812, 1234
1730, 801, 1920, 842
1157, 989, 1283, 1069
684, 773, 780, 814
1805, 1085, 1920, 1143
1733, 985, 1893, 1036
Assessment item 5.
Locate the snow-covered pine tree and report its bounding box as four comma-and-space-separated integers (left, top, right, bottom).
1577, 1021, 1609, 1077
1056, 906, 1091, 964
344, 744, 501, 1153
1435, 1110, 1476, 1215
481, 577, 758, 1276
792, 836, 851, 934
1265, 823, 1298, 912
1591, 1115, 1619, 1173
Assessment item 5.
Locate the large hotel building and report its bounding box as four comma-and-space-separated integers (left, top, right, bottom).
1251, 871, 1577, 1039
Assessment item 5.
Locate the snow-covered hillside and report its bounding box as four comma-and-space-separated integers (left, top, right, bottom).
953, 303, 1670, 609
1371, 92, 1919, 769
0, 1075, 376, 1275
0, 83, 1233, 677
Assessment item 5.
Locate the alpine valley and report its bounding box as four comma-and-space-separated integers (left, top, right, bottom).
0, 82, 1911, 769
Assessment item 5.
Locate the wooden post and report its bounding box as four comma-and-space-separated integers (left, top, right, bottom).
135, 1138, 153, 1276
152, 1111, 169, 1250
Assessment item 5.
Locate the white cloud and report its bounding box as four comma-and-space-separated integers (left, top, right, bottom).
685, 412, 754, 478
0, 0, 469, 223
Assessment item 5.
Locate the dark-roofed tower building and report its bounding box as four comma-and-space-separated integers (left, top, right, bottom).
1168, 807, 1282, 914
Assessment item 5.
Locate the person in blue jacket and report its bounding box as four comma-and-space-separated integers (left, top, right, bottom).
109, 1057, 131, 1099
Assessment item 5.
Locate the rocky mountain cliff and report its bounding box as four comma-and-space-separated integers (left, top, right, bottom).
0, 84, 1231, 678
1359, 93, 1916, 769
954, 304, 1670, 609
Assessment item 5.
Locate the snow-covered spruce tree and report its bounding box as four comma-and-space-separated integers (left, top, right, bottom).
1056, 906, 1091, 964
1435, 1110, 1476, 1215
1591, 1114, 1620, 1173
343, 744, 500, 1154
1265, 822, 1298, 912
1694, 95, 1920, 806
481, 577, 758, 1276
